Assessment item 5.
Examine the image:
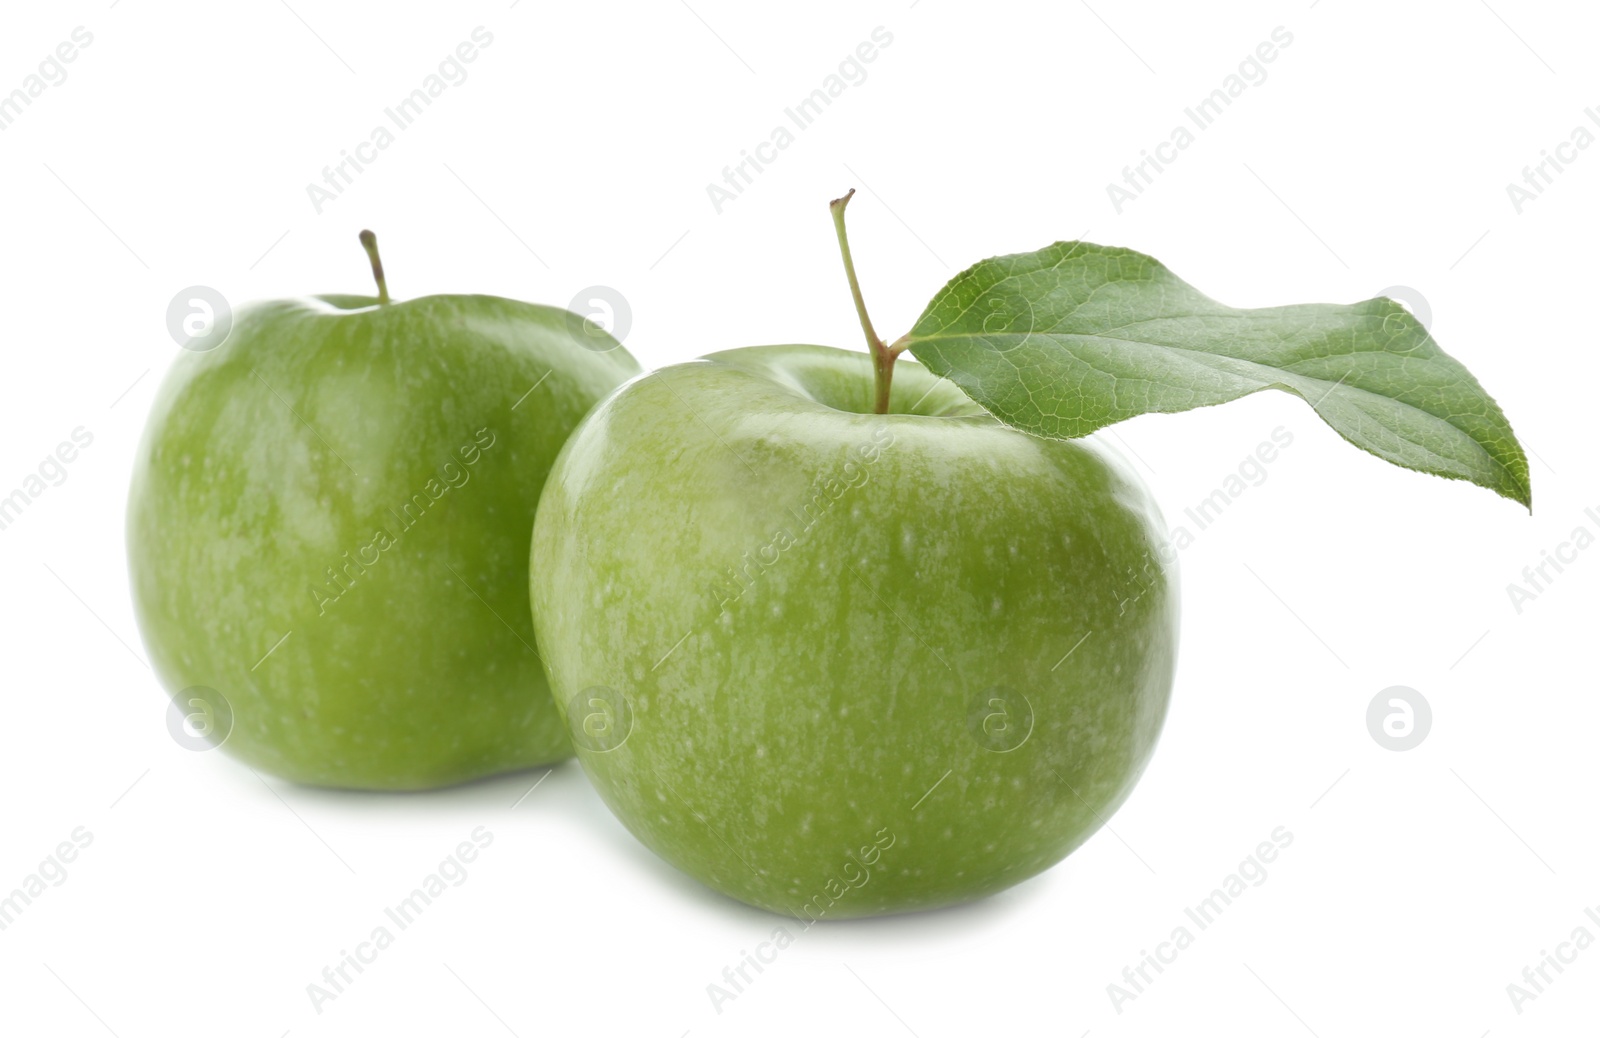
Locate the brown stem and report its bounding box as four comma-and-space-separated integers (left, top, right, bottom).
358, 229, 390, 305
829, 189, 895, 414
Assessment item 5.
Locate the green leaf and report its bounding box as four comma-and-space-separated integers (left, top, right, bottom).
901, 242, 1531, 508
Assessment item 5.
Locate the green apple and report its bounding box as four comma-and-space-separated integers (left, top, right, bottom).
530, 183, 1528, 918
530, 344, 1177, 916
129, 232, 640, 789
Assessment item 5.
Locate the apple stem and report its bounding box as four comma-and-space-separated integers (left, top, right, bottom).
359, 229, 391, 305
829, 189, 899, 414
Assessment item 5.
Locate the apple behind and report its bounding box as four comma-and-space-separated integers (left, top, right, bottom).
128, 293, 640, 789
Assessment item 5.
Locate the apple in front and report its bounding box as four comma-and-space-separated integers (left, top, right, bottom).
531, 344, 1177, 917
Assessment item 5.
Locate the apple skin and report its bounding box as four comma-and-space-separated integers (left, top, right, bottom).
531, 344, 1178, 917
129, 293, 639, 789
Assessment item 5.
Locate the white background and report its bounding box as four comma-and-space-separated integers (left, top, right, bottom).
0, 1, 1594, 1035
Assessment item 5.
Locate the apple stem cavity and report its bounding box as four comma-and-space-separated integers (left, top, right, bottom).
830, 189, 902, 414
359, 229, 391, 306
